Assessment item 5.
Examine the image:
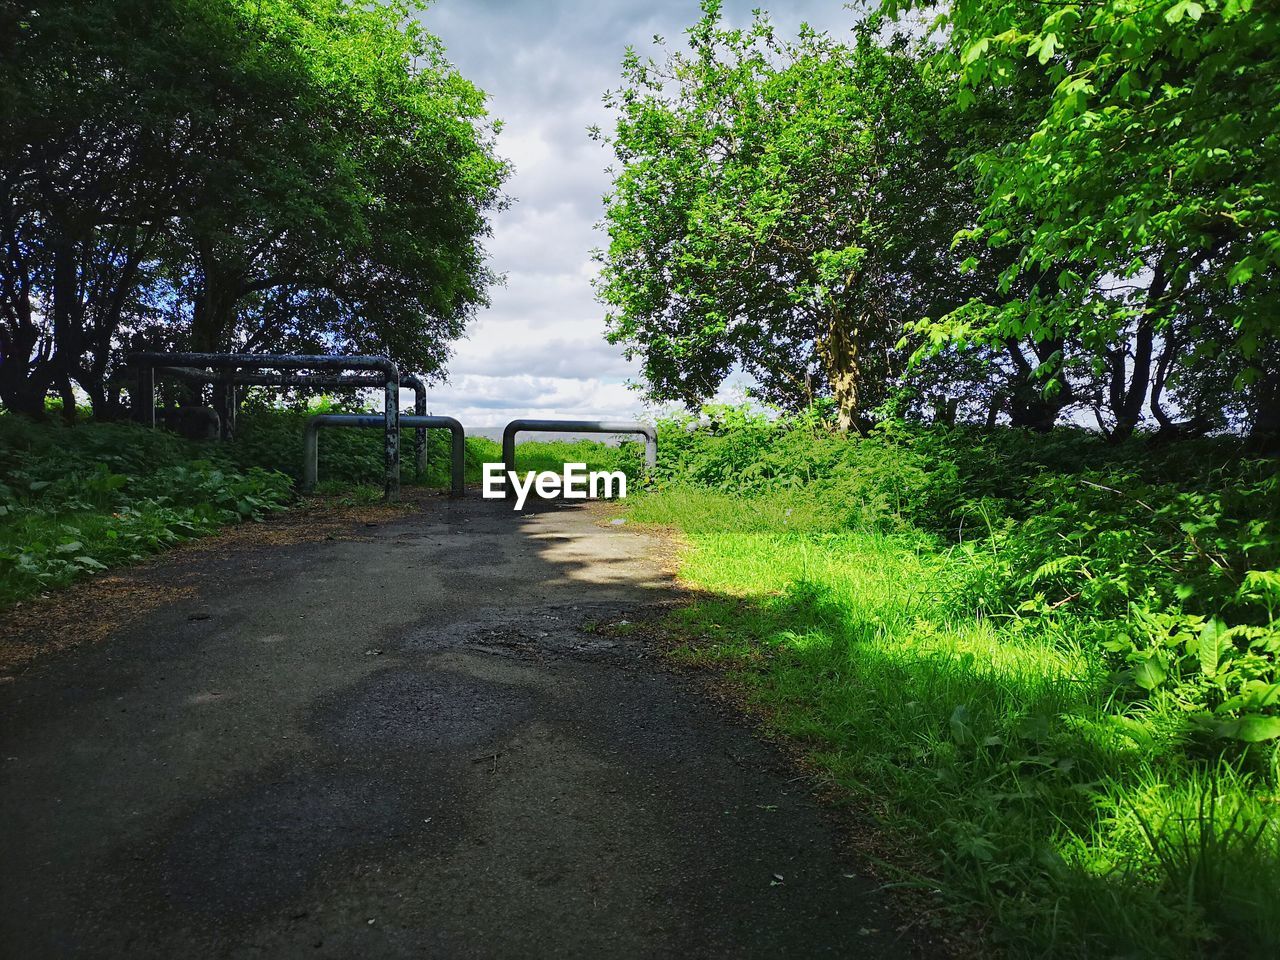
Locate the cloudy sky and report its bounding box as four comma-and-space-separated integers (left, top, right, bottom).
411, 0, 859, 426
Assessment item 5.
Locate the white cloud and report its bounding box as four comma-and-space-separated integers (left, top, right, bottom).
416, 0, 854, 426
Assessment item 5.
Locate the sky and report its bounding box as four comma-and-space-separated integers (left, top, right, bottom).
410, 0, 860, 427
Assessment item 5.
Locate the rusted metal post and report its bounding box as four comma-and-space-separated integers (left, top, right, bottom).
402, 374, 428, 477
212, 374, 236, 441
500, 419, 657, 499
383, 377, 399, 500
303, 414, 465, 498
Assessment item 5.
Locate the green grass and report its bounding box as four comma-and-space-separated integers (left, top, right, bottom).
480, 436, 646, 481
628, 487, 1280, 957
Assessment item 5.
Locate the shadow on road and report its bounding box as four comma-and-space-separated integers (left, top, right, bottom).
0, 496, 926, 959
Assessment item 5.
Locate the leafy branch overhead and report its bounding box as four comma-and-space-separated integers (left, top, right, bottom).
596, 0, 1278, 442
885, 0, 1280, 439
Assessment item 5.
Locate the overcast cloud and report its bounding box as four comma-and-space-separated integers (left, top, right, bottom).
409, 0, 857, 426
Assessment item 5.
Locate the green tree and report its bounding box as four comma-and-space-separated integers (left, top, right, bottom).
885, 0, 1280, 441
0, 0, 186, 417
595, 4, 978, 430
0, 0, 507, 418
178, 0, 508, 376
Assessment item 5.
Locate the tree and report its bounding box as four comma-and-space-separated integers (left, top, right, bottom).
884, 0, 1280, 441
595, 4, 980, 431
176, 0, 507, 378
0, 0, 507, 418
0, 0, 186, 417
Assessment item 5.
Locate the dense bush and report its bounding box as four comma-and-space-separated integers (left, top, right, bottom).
637, 410, 1280, 953
0, 414, 291, 606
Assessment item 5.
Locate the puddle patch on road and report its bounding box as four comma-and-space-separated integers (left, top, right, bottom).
313, 667, 536, 752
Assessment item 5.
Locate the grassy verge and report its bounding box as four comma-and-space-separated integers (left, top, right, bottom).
0, 415, 292, 608
628, 486, 1280, 957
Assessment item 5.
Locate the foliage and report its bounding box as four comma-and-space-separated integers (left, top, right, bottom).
595, 3, 979, 430
883, 0, 1280, 440
650, 408, 1280, 731
0, 414, 290, 606
629, 413, 1280, 954
0, 0, 507, 417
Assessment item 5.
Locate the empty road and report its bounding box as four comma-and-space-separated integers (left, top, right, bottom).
1, 497, 919, 958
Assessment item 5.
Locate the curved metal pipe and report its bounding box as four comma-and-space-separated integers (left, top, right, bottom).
500, 419, 657, 500
129, 352, 401, 499
401, 374, 428, 477
303, 414, 464, 498
153, 366, 429, 477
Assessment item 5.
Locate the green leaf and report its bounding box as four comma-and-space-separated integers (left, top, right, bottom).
1132, 654, 1167, 691
1197, 617, 1227, 678
1215, 715, 1280, 743
1164, 0, 1205, 23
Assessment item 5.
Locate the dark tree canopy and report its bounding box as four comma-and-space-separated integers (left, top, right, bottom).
0, 0, 508, 418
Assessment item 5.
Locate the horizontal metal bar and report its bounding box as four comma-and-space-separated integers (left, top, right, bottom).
501, 418, 657, 499
128, 351, 399, 376
128, 351, 401, 499
156, 367, 386, 389
303, 414, 464, 498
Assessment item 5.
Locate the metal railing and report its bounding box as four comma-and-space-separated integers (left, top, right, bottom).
500, 418, 657, 499
128, 352, 402, 498
148, 364, 430, 477
303, 414, 465, 498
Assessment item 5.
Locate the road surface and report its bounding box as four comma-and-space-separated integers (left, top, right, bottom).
1, 497, 921, 958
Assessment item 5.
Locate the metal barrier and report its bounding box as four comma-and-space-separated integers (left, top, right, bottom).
128, 352, 402, 498
501, 419, 657, 499
150, 365, 429, 476
303, 414, 465, 498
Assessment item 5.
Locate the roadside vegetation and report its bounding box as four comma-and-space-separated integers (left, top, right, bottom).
596, 3, 1279, 949
626, 408, 1279, 957
0, 412, 291, 608
0, 402, 641, 610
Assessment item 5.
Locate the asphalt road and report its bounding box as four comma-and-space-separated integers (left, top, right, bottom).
1, 497, 919, 958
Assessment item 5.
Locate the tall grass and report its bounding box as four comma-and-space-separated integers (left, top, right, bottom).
628, 487, 1280, 957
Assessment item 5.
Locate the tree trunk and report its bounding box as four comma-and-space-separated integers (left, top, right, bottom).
1249, 363, 1280, 453
56, 375, 77, 423
1005, 338, 1068, 431
818, 311, 859, 432
1150, 327, 1180, 436
1110, 261, 1167, 442
191, 279, 237, 352
0, 373, 51, 417
191, 241, 241, 353
49, 228, 83, 419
